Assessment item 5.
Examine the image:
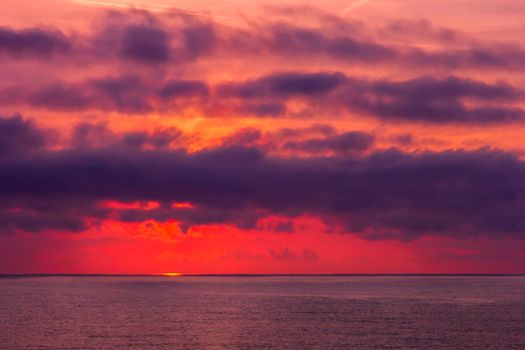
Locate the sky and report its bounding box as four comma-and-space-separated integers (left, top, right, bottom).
1, 0, 525, 274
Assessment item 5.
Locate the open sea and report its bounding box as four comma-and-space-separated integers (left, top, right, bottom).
1, 275, 525, 349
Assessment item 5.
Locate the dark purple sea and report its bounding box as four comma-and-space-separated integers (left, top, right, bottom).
1, 275, 525, 349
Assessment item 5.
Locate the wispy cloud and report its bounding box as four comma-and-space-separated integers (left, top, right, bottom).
70, 0, 201, 15
342, 0, 371, 13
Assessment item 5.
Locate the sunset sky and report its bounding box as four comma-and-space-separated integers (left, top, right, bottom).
2, 0, 525, 274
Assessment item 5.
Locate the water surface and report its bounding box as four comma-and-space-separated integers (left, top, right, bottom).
1, 275, 525, 349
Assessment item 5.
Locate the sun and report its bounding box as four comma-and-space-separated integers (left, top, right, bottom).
162, 272, 183, 277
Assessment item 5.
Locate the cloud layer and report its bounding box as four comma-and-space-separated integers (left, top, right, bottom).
1, 5, 525, 259
1, 115, 524, 241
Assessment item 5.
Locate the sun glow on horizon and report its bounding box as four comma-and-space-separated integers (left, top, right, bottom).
162, 272, 183, 277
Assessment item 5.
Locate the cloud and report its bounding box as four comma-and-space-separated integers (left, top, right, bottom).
342, 0, 371, 13
302, 249, 319, 261
2, 8, 525, 74
217, 72, 347, 99
181, 23, 216, 59
392, 133, 413, 146
88, 75, 153, 113
0, 10, 218, 66
218, 72, 525, 124
0, 114, 46, 156
221, 128, 262, 147
120, 25, 170, 63
4, 75, 153, 113
70, 122, 183, 149
343, 76, 524, 123
1, 133, 524, 241
283, 131, 375, 155
378, 19, 468, 44
159, 80, 209, 99
268, 247, 297, 260
240, 102, 287, 117
0, 27, 71, 58
86, 10, 217, 65
267, 247, 319, 261
0, 211, 86, 234
120, 128, 183, 149
2, 71, 523, 124
263, 23, 397, 62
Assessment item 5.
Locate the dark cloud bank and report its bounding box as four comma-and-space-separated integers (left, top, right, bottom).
1, 115, 525, 240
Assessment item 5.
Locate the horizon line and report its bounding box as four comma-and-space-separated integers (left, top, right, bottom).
1, 273, 525, 278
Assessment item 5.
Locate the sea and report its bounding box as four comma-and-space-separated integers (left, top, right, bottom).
1, 275, 525, 349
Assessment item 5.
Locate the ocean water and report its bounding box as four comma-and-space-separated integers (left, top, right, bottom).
1, 276, 525, 349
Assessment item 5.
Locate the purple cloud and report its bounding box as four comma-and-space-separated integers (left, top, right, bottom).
0, 119, 524, 241
0, 114, 46, 156
0, 27, 71, 58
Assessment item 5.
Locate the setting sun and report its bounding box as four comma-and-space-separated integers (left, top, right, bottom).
162, 272, 183, 277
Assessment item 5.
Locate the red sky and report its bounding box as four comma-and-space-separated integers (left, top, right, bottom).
1, 0, 525, 274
